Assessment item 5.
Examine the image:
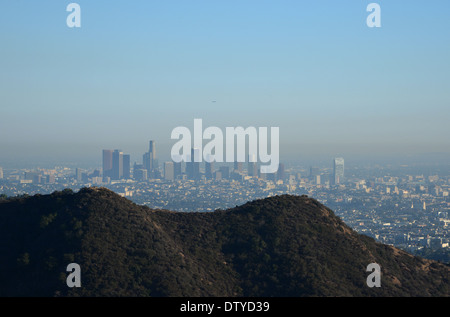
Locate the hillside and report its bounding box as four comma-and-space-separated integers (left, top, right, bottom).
0, 187, 448, 297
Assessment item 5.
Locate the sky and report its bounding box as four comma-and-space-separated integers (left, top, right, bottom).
1, 1, 449, 167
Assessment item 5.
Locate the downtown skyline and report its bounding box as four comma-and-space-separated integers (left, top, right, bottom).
1, 1, 450, 168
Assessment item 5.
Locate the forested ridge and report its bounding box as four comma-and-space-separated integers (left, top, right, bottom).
0, 187, 448, 296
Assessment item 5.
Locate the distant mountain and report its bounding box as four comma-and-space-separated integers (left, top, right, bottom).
0, 187, 448, 297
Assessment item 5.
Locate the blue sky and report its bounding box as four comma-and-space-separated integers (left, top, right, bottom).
1, 1, 449, 165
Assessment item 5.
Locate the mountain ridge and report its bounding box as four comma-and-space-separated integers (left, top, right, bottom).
0, 187, 448, 297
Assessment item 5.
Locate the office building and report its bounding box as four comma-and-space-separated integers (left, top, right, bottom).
164, 161, 174, 181
174, 161, 182, 180
205, 154, 214, 179
187, 148, 201, 180
103, 150, 113, 178
123, 154, 131, 179
75, 168, 83, 182
0, 167, 3, 179
149, 140, 156, 162
143, 152, 151, 174
143, 140, 157, 178
112, 149, 123, 180
333, 157, 345, 185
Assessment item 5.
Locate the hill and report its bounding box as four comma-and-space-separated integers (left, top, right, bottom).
0, 187, 448, 296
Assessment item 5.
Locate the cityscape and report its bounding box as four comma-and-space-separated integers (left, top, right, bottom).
1, 140, 449, 263
1, 0, 449, 300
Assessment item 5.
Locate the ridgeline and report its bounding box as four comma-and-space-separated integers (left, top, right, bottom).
0, 187, 448, 296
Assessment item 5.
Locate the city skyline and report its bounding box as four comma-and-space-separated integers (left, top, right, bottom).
1, 1, 450, 166
1, 1, 449, 300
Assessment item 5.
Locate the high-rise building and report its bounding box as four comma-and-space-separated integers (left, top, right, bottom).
234, 161, 243, 173
205, 154, 214, 179
187, 148, 201, 180
164, 161, 174, 181
150, 140, 157, 170
123, 154, 131, 179
205, 162, 214, 179
143, 140, 157, 178
75, 168, 83, 182
149, 140, 156, 161
102, 150, 113, 178
143, 152, 151, 174
112, 149, 123, 180
333, 157, 345, 185
0, 167, 3, 179
174, 161, 182, 180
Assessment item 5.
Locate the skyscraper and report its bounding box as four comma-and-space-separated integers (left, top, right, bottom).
174, 161, 182, 180
75, 168, 83, 182
205, 154, 214, 179
333, 157, 344, 185
187, 148, 201, 180
123, 154, 131, 179
164, 161, 174, 181
143, 152, 151, 174
144, 140, 157, 178
102, 150, 113, 178
205, 162, 214, 179
0, 167, 3, 179
112, 149, 123, 180
149, 140, 156, 161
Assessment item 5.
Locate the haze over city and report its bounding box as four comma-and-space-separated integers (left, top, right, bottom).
1, 1, 449, 168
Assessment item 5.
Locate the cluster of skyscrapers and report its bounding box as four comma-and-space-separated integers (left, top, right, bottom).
133, 141, 160, 181
101, 141, 343, 185
102, 149, 131, 181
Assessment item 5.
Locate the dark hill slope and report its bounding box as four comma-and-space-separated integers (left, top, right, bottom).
0, 188, 448, 297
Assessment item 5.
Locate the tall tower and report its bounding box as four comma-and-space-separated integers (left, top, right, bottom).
205, 162, 214, 179
102, 150, 113, 178
187, 148, 201, 180
144, 140, 157, 178
333, 157, 344, 185
164, 161, 174, 181
149, 140, 156, 159
174, 161, 182, 180
205, 154, 214, 179
112, 149, 123, 180
149, 140, 157, 169
123, 154, 131, 179
75, 168, 83, 182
